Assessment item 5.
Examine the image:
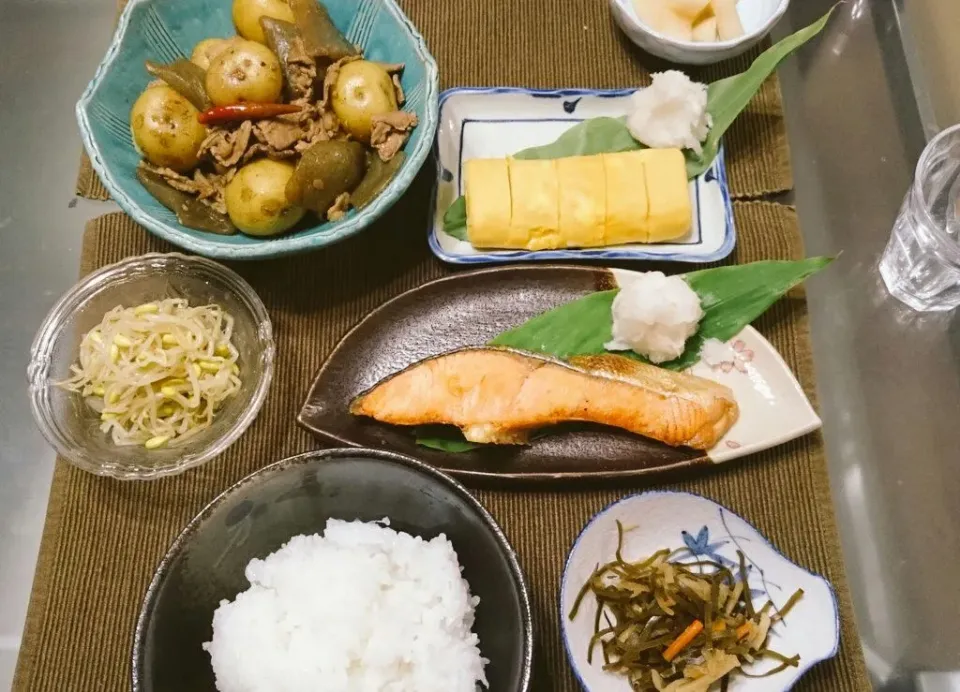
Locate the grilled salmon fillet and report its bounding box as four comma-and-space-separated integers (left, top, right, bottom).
350, 348, 738, 449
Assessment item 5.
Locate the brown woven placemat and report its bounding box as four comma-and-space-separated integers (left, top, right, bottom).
75, 0, 791, 200
15, 198, 867, 691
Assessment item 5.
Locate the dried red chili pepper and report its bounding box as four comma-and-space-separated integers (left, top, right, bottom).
197, 103, 302, 125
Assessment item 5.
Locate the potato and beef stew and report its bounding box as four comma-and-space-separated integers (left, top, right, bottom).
130, 0, 417, 236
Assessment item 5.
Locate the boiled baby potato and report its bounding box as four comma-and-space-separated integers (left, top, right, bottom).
130, 84, 207, 172
205, 39, 283, 106
225, 159, 304, 235
232, 0, 294, 44
331, 60, 398, 143
191, 37, 241, 70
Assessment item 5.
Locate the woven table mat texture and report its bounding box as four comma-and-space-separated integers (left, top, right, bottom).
14, 196, 867, 691
75, 0, 791, 200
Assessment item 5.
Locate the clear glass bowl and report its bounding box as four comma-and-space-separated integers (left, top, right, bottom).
27, 253, 275, 480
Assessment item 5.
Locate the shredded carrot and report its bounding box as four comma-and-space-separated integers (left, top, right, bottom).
712, 621, 727, 632
736, 622, 752, 640
663, 619, 704, 662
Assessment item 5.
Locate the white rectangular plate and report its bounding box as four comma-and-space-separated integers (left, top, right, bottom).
429, 87, 736, 265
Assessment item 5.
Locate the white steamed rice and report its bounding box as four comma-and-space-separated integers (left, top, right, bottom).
203, 518, 488, 692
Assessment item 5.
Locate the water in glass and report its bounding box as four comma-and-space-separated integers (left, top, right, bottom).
879, 123, 960, 311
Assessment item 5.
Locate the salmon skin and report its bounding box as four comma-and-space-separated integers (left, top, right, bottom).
350, 347, 739, 450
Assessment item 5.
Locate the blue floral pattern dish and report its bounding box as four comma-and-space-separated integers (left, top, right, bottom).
77, 0, 438, 260
429, 87, 736, 266
561, 491, 839, 691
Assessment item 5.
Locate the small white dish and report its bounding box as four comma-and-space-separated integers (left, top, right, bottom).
609, 0, 790, 65
561, 491, 840, 691
429, 87, 735, 266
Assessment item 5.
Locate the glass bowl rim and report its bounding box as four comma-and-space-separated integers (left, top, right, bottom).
27, 252, 276, 480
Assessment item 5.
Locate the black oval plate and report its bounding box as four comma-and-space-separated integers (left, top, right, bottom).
297, 266, 709, 482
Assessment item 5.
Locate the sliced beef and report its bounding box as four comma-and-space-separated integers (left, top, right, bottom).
370, 111, 418, 162
286, 35, 318, 100
199, 120, 253, 169
254, 116, 306, 152
139, 162, 232, 215
391, 73, 405, 107
326, 192, 351, 221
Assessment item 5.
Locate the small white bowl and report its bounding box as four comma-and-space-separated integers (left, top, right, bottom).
609, 0, 789, 65
561, 491, 839, 691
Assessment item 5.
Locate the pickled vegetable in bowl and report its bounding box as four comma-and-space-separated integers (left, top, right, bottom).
568, 522, 805, 691
129, 0, 419, 238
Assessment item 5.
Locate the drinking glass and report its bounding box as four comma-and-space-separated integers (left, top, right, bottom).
879, 123, 960, 311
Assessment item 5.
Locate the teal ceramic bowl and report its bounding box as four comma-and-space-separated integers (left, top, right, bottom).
77, 0, 439, 260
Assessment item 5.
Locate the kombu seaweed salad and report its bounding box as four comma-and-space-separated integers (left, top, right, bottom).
570, 521, 803, 691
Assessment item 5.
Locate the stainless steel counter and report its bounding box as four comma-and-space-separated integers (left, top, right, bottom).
0, 0, 957, 689
776, 0, 960, 688
0, 0, 120, 686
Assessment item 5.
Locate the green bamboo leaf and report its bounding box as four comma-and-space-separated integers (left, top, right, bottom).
415, 429, 482, 452
491, 257, 834, 370
415, 427, 548, 452
686, 6, 836, 178
512, 116, 640, 160
443, 196, 468, 239
417, 437, 480, 452
490, 290, 618, 359
672, 256, 833, 369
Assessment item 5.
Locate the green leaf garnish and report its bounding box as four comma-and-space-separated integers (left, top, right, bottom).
443, 197, 468, 240
415, 434, 482, 452
512, 116, 639, 160
672, 256, 833, 369
685, 6, 837, 178
490, 290, 617, 360
492, 257, 834, 371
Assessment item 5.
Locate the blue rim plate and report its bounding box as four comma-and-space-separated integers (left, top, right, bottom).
77, 0, 439, 260
428, 86, 736, 266
560, 490, 840, 691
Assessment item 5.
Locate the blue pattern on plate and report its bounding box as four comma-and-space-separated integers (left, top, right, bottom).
77, 0, 439, 260
682, 526, 733, 566
680, 518, 779, 601
429, 86, 736, 265
562, 98, 582, 114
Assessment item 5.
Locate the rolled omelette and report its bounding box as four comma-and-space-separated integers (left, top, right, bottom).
464, 149, 691, 250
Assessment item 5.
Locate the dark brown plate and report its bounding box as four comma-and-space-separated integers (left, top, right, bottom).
297, 265, 709, 482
